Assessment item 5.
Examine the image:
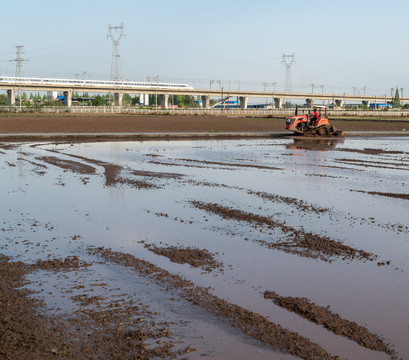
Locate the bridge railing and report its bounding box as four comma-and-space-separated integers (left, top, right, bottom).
1, 106, 409, 118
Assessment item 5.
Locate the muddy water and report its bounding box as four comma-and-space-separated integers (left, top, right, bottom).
1, 137, 409, 359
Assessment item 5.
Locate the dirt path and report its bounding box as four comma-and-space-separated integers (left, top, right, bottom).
0, 113, 408, 134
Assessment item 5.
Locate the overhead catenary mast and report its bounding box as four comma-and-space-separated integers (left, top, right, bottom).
282, 53, 295, 93
107, 23, 126, 82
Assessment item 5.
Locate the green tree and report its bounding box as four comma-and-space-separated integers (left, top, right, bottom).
392, 87, 401, 108
0, 94, 8, 105
92, 95, 104, 106
122, 93, 132, 106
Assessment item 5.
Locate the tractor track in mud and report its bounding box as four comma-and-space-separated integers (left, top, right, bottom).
89, 247, 340, 360
263, 291, 397, 359
190, 201, 376, 263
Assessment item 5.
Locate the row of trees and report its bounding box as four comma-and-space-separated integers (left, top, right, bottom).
0, 92, 202, 108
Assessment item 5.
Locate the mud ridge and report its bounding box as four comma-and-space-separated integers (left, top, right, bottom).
52, 152, 160, 189
335, 158, 409, 171
176, 157, 283, 171
191, 201, 375, 262
0, 254, 193, 359
149, 159, 222, 169
89, 247, 340, 359
131, 169, 185, 179
336, 148, 406, 156
142, 242, 223, 272
351, 190, 409, 201
247, 189, 329, 214
31, 149, 161, 189
264, 291, 397, 359
0, 144, 20, 150
37, 155, 96, 175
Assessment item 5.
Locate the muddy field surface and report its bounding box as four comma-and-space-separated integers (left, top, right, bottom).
1, 136, 409, 359
0, 113, 408, 134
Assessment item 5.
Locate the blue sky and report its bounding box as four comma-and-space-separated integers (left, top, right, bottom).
1, 0, 408, 95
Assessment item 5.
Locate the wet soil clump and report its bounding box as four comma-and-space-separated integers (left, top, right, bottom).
264, 291, 397, 358
143, 243, 223, 272
191, 201, 375, 262
90, 247, 340, 359
31, 256, 91, 271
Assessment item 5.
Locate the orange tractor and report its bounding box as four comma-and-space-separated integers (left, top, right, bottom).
285, 109, 344, 137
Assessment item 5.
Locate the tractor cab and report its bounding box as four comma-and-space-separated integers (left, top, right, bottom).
285, 115, 308, 130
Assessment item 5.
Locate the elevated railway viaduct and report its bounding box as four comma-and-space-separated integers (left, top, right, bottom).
0, 77, 405, 109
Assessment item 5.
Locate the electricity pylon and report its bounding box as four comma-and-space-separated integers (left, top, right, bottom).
10, 45, 29, 78
282, 53, 295, 92
107, 24, 125, 81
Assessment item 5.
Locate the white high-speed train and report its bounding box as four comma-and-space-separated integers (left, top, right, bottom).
0, 76, 194, 90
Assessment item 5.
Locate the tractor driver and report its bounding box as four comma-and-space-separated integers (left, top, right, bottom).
312, 108, 320, 126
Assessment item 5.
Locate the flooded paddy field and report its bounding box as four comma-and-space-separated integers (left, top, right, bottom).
1, 137, 409, 359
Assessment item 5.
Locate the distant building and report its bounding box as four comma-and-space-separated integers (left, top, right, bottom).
369, 102, 392, 108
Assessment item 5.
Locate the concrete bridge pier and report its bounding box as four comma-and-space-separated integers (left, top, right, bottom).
139, 93, 150, 106
335, 99, 344, 107
160, 94, 169, 108
274, 97, 283, 109
239, 96, 248, 109
201, 95, 210, 109
7, 89, 15, 105
63, 91, 72, 107
305, 98, 314, 107
114, 93, 123, 107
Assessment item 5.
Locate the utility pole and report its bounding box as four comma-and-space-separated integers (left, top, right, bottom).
311, 84, 315, 93
155, 75, 159, 110
352, 87, 357, 96
282, 53, 295, 92
263, 82, 268, 104
362, 86, 366, 96
107, 23, 125, 81
272, 82, 277, 92
320, 85, 324, 95
10, 45, 29, 107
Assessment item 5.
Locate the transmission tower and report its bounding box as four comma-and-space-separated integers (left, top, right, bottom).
10, 45, 29, 78
107, 23, 125, 81
282, 53, 295, 92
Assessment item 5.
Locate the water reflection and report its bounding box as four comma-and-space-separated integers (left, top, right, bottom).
286, 138, 345, 151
